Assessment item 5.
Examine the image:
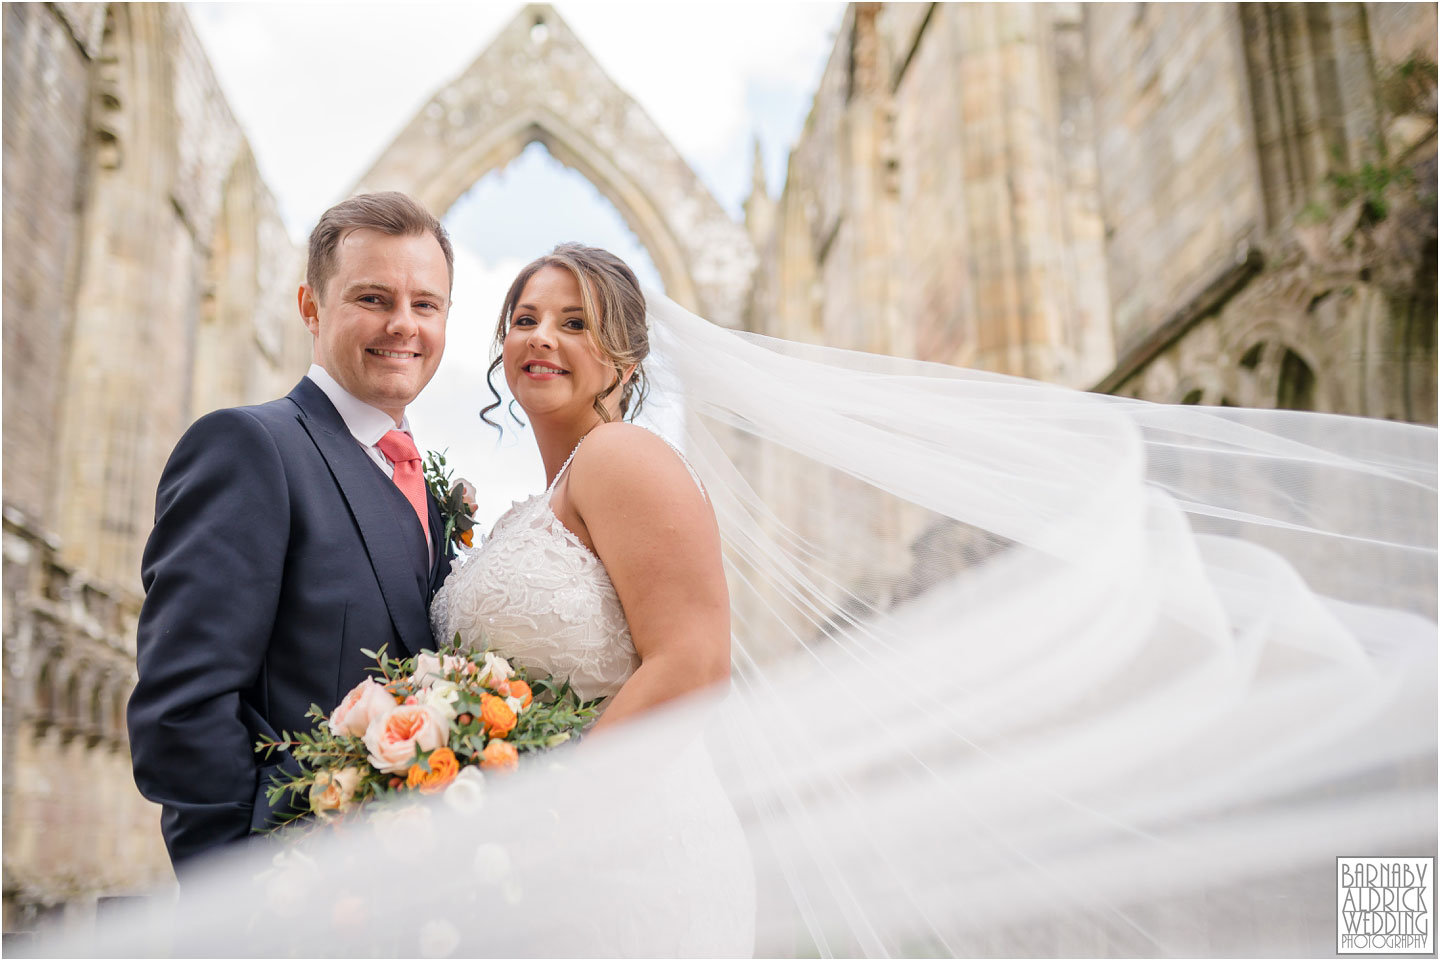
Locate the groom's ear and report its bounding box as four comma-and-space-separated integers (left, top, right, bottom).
298, 284, 321, 337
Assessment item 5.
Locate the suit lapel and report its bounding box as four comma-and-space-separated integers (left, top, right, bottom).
288, 379, 428, 660
427, 493, 452, 598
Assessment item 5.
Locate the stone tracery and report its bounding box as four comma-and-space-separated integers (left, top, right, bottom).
354, 4, 756, 329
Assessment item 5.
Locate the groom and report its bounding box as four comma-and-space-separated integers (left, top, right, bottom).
128, 191, 454, 875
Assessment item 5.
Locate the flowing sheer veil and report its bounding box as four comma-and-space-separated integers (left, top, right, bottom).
44, 292, 1435, 958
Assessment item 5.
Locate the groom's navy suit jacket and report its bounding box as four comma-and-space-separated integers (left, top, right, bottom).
127, 377, 450, 871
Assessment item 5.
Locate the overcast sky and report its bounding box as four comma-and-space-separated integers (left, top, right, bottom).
187, 2, 844, 522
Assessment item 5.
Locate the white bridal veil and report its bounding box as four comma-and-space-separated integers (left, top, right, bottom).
43, 293, 1436, 958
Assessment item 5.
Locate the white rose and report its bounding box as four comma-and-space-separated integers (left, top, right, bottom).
328, 679, 397, 738
504, 695, 525, 715
477, 651, 514, 687
419, 679, 461, 722
442, 766, 486, 815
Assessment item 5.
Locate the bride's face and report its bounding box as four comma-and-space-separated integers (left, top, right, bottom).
503, 265, 618, 424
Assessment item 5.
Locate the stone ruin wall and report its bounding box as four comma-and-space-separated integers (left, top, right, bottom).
738, 1, 1437, 651
2, 2, 304, 932
747, 1, 1436, 417
738, 2, 1125, 652
1090, 2, 1437, 421
746, 4, 1116, 387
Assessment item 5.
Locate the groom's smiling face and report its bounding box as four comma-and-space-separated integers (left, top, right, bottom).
300, 228, 450, 422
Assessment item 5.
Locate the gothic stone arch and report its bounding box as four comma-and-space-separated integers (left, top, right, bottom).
352, 4, 755, 328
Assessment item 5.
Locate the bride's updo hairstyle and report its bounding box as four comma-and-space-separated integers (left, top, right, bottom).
481, 243, 649, 431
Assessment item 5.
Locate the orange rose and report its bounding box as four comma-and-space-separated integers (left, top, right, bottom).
506, 679, 533, 709
405, 747, 460, 794
479, 692, 517, 739
457, 528, 474, 548
479, 739, 518, 773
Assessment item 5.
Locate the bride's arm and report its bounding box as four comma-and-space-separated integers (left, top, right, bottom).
569, 423, 730, 731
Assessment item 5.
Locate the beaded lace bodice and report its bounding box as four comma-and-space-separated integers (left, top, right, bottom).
429, 443, 639, 703
428, 432, 754, 954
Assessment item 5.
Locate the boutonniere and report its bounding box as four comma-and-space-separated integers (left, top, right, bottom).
422, 450, 478, 550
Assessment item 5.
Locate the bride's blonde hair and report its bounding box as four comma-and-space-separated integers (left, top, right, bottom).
481, 243, 649, 430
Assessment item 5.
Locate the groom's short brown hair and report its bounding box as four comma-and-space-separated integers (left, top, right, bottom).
306, 191, 454, 302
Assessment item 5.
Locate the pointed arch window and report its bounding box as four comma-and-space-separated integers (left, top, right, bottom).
1276, 348, 1317, 410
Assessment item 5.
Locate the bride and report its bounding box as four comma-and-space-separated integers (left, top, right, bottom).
44, 242, 1435, 958
428, 244, 756, 956
431, 243, 730, 730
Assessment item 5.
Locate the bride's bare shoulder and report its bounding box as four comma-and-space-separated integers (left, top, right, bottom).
571, 422, 706, 510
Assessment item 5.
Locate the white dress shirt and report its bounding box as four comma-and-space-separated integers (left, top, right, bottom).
306, 364, 433, 559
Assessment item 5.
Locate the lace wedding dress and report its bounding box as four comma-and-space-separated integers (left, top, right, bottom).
429, 436, 756, 958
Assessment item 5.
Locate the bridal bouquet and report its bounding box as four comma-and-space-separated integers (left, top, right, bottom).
254, 642, 600, 832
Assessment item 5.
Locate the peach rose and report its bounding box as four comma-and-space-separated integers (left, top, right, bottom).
363, 703, 449, 773
479, 692, 517, 739
405, 747, 460, 794
411, 651, 444, 685
329, 679, 397, 738
479, 739, 518, 773
309, 767, 363, 815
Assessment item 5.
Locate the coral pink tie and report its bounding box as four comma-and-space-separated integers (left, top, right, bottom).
376, 430, 429, 543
